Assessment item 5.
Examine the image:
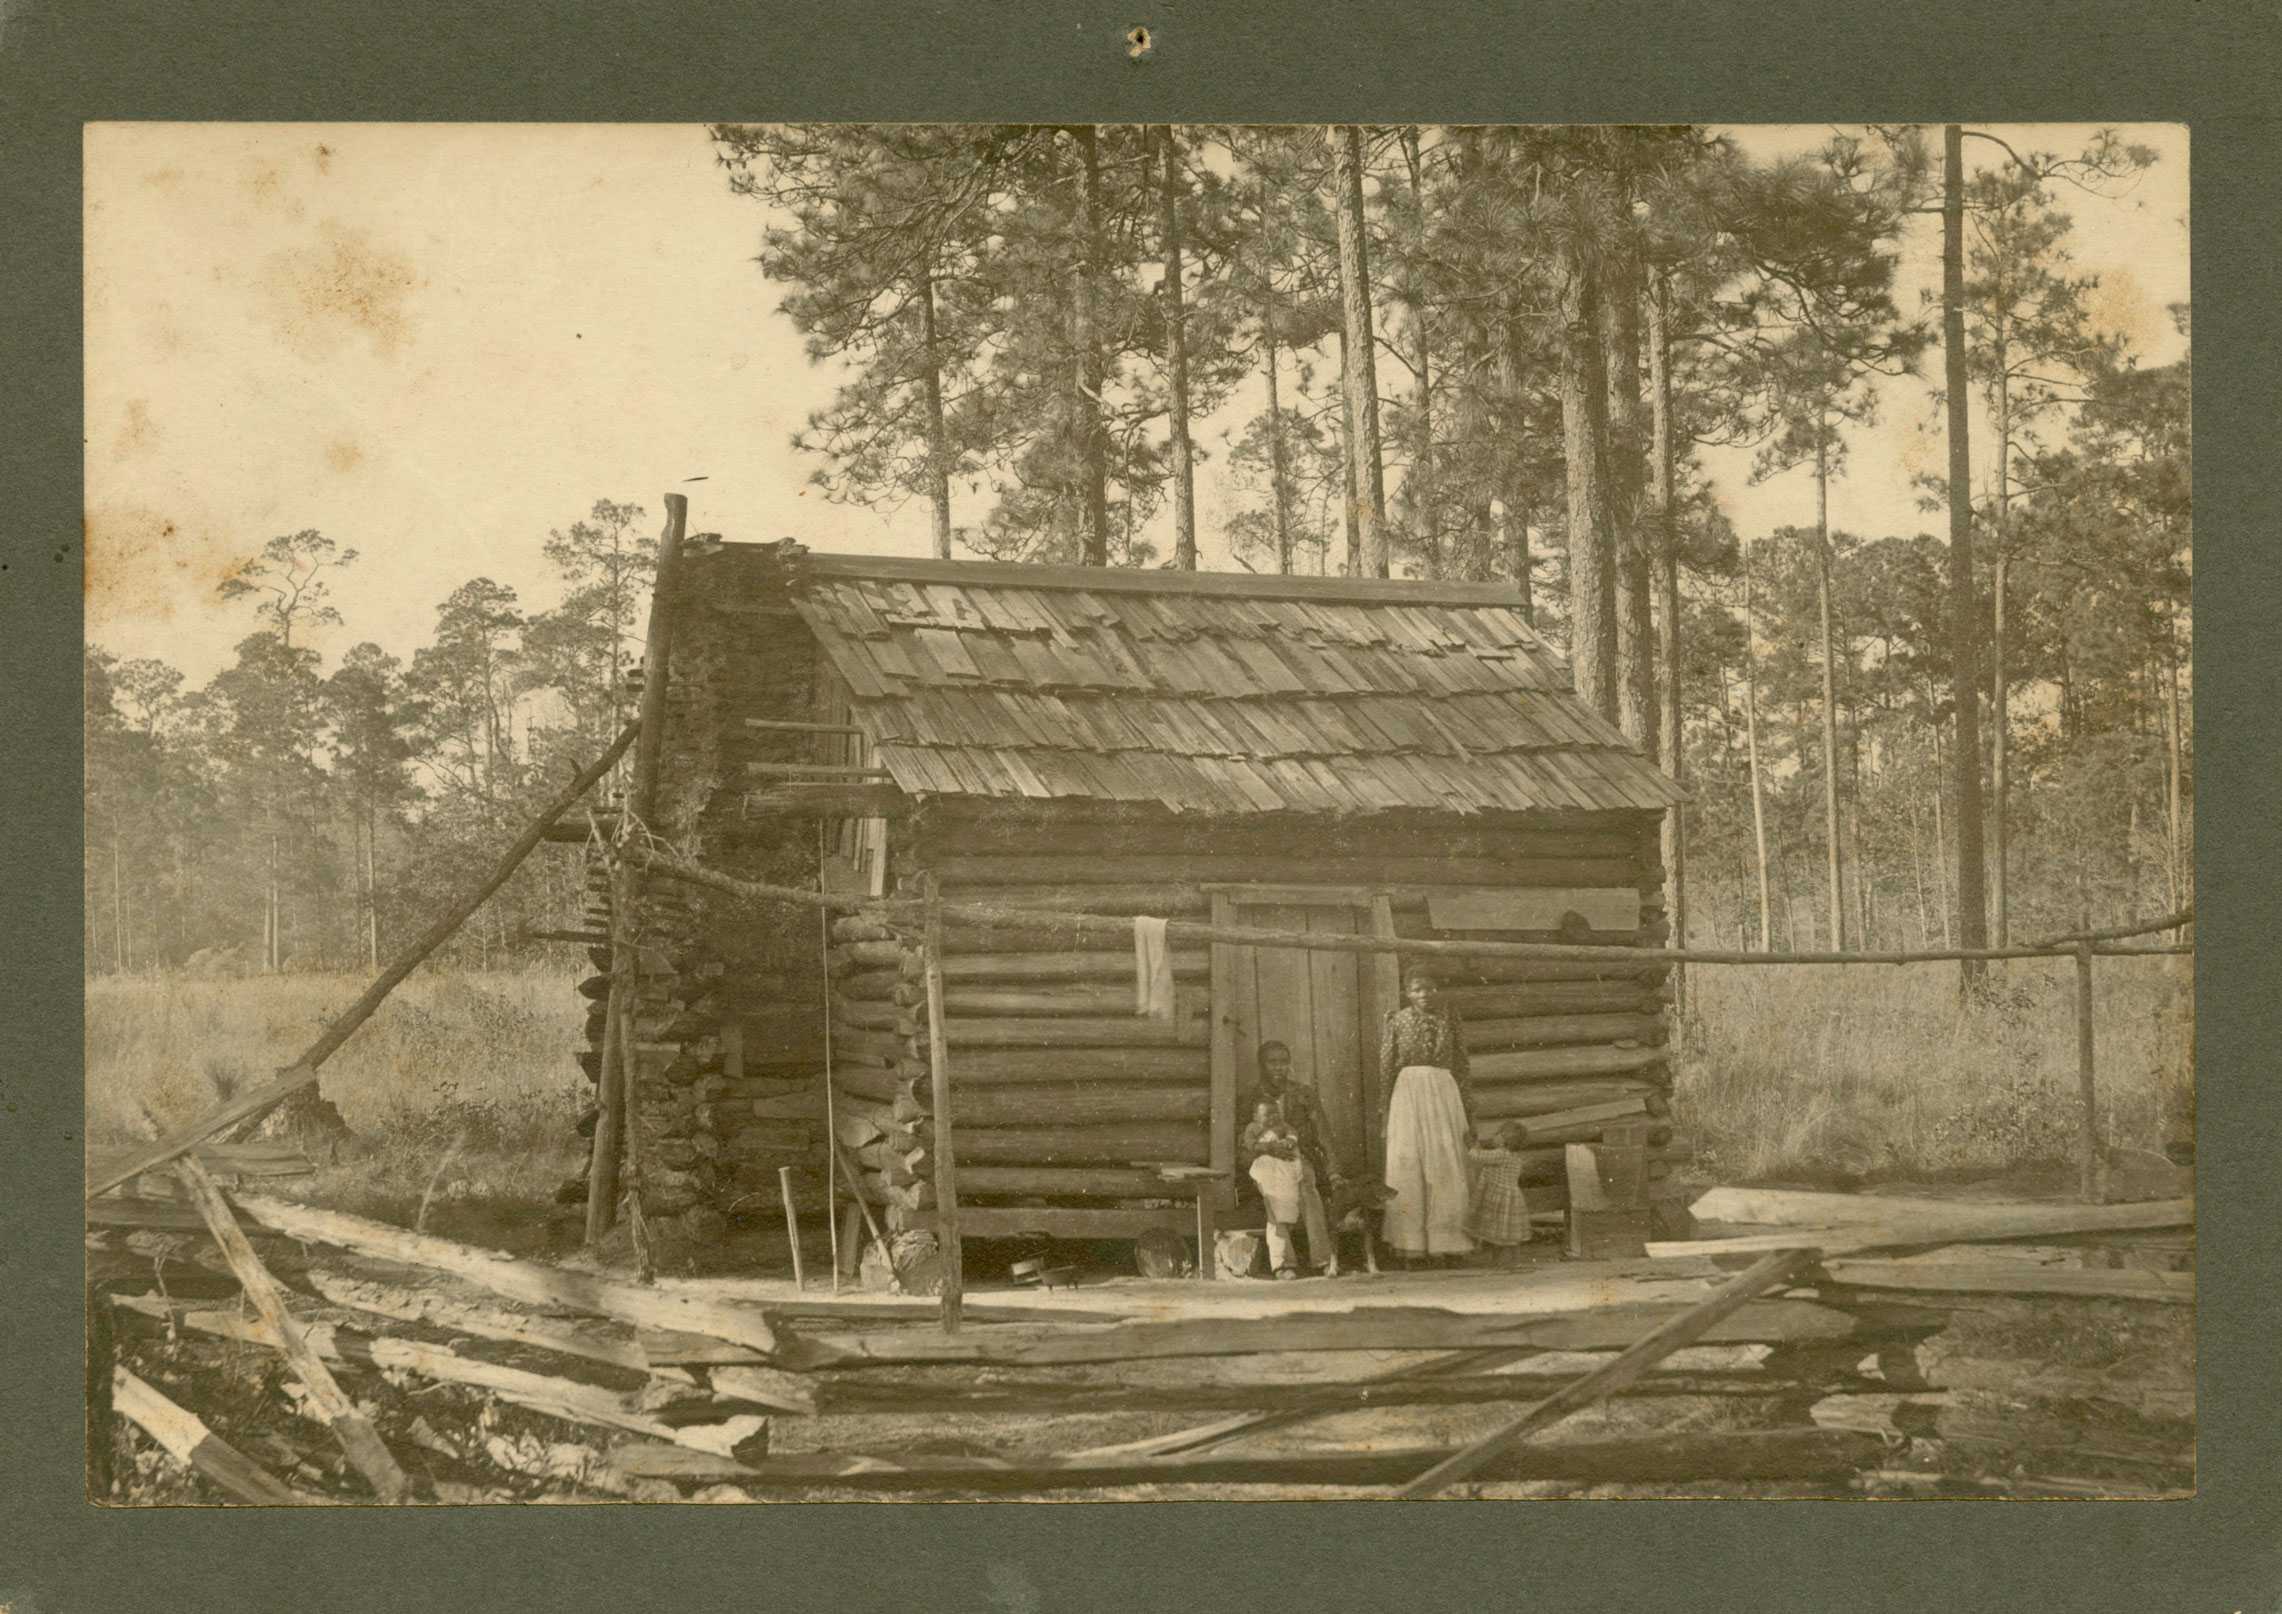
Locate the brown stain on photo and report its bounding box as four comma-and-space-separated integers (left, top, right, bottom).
326, 437, 365, 474
142, 166, 183, 191
259, 221, 421, 361
314, 143, 335, 176
114, 399, 160, 461
2088, 266, 2161, 356
82, 504, 241, 624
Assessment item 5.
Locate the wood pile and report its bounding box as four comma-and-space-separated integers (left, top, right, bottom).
85, 1176, 2194, 1504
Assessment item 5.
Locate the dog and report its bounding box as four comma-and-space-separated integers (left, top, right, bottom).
1323, 1177, 1399, 1276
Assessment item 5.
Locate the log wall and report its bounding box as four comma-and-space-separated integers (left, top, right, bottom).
826, 801, 1671, 1222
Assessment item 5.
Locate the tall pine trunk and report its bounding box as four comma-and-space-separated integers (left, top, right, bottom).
1601, 254, 1656, 758
1815, 431, 1846, 951
1072, 126, 1110, 566
1989, 330, 2016, 943
1942, 124, 1990, 979
918, 258, 954, 558
1328, 125, 1387, 576
1262, 312, 1293, 575
1557, 246, 1619, 720
1400, 130, 1440, 578
1742, 555, 1774, 951
1503, 496, 1532, 624
1648, 267, 1685, 972
1158, 128, 1198, 571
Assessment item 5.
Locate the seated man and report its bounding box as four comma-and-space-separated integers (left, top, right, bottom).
1237, 1041, 1339, 1278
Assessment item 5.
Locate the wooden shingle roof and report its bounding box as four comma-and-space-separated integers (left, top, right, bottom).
747, 548, 1682, 816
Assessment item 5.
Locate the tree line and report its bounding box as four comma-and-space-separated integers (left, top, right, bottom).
81, 123, 2188, 975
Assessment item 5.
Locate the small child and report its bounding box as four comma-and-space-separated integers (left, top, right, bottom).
1246, 1098, 1310, 1279
1466, 1120, 1535, 1249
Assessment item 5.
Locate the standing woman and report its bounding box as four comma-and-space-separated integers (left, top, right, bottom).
1378, 968, 1477, 1266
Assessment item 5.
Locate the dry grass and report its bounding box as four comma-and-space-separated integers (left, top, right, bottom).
85, 968, 589, 1241
1673, 954, 2196, 1185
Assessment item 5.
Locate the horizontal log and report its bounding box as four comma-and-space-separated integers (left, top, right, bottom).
942, 1015, 1209, 1050
303, 1269, 655, 1374
835, 968, 905, 1003
946, 1084, 1211, 1128
948, 1165, 1190, 1199
926, 855, 1645, 889
1471, 1080, 1667, 1120
919, 816, 1643, 863
1428, 956, 1668, 985
926, 1048, 1211, 1085
830, 999, 905, 1032
833, 940, 908, 970
797, 1298, 1862, 1369
1462, 1012, 1667, 1052
930, 1123, 1209, 1168
936, 985, 1209, 1019
1490, 1096, 1650, 1142
934, 883, 1213, 917
821, 1065, 912, 1105
741, 784, 912, 818
936, 950, 1211, 984
1438, 981, 1664, 1019
614, 1426, 1880, 1493
826, 1025, 909, 1063
1470, 1046, 1670, 1083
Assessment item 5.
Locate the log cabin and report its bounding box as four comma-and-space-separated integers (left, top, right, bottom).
566, 540, 1686, 1270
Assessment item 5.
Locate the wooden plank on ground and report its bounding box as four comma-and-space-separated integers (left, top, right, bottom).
1687, 1186, 2004, 1226
1819, 1259, 2194, 1304
1650, 1199, 2194, 1258
174, 1158, 412, 1502
1396, 1247, 1821, 1498
110, 1366, 309, 1506
610, 1426, 1881, 1492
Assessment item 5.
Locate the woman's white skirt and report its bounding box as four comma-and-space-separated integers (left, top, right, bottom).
1381, 1064, 1474, 1255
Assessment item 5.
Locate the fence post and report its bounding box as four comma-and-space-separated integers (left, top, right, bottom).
2074, 940, 2101, 1203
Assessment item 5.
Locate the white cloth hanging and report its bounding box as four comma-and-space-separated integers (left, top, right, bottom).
1133, 915, 1174, 1019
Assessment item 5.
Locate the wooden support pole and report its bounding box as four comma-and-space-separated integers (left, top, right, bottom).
174, 1157, 412, 1502
2076, 940, 2101, 1203
779, 1166, 807, 1290
586, 493, 688, 1245
922, 872, 963, 1331
1396, 1247, 1819, 1498
110, 1367, 308, 1506
89, 721, 640, 1199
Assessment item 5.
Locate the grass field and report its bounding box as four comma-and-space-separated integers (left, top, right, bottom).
1674, 953, 2195, 1185
84, 967, 589, 1243
85, 951, 2196, 1235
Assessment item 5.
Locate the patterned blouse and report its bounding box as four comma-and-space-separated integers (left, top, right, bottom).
1378, 1003, 1474, 1135
1380, 1003, 1470, 1082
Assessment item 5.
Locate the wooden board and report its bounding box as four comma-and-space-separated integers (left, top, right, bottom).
1428, 887, 1644, 935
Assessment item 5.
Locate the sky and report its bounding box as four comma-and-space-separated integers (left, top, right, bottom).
83, 122, 2188, 686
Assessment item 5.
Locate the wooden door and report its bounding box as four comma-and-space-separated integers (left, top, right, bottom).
1224, 901, 1373, 1176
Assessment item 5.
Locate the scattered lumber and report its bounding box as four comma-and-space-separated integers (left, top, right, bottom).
110, 1366, 311, 1506
1650, 1198, 2193, 1258
610, 1426, 1882, 1493
304, 1269, 658, 1375
1398, 1248, 1821, 1498
1818, 1259, 2194, 1305
222, 1193, 797, 1362
175, 1158, 412, 1502
113, 1294, 767, 1462
89, 1142, 317, 1187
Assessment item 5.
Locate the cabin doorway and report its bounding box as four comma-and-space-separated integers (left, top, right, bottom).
1212, 889, 1398, 1180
